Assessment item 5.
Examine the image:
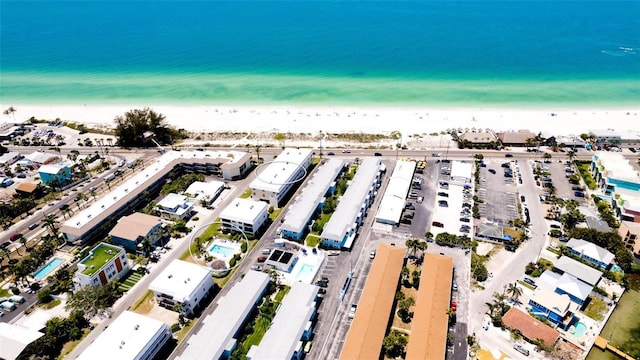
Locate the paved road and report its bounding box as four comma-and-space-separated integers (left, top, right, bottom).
468, 160, 550, 351
65, 177, 251, 359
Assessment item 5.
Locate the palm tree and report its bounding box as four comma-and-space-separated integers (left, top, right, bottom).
405, 238, 420, 258
566, 149, 577, 163
43, 214, 59, 237
424, 231, 433, 241
90, 189, 97, 201
3, 106, 16, 120
506, 282, 523, 302
254, 144, 262, 164
0, 247, 11, 265
76, 193, 88, 208
18, 235, 28, 252
400, 267, 410, 282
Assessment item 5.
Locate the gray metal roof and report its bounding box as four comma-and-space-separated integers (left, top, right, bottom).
281, 159, 346, 234
375, 160, 415, 224
554, 256, 602, 286
321, 158, 380, 243
175, 271, 270, 360
247, 282, 318, 359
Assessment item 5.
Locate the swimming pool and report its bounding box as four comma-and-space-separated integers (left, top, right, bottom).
295, 264, 315, 283
572, 321, 588, 337
33, 257, 63, 280
209, 244, 235, 258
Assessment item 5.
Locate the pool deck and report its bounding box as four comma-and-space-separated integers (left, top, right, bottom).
281, 246, 325, 285
207, 238, 241, 264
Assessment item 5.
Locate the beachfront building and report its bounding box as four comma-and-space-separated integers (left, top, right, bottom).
0, 123, 29, 141
76, 311, 172, 360
38, 162, 72, 186
565, 238, 614, 270
108, 212, 164, 252
72, 243, 130, 289
589, 129, 640, 147
375, 160, 416, 226
246, 282, 318, 360
405, 253, 454, 360
60, 150, 250, 244
184, 180, 225, 206
502, 308, 560, 346
156, 193, 195, 220
341, 244, 406, 359
0, 151, 21, 166
219, 198, 269, 236
619, 221, 640, 256
149, 260, 213, 316
458, 130, 498, 148
496, 129, 538, 147
528, 288, 576, 329
280, 158, 346, 241
250, 147, 313, 208
320, 158, 382, 249
175, 270, 270, 360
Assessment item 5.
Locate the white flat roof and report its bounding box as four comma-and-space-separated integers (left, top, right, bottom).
184, 180, 225, 199
38, 161, 71, 175
176, 270, 270, 360
451, 161, 473, 181
157, 193, 190, 210
247, 282, 318, 360
62, 149, 248, 232
77, 311, 169, 360
220, 198, 269, 224
0, 323, 44, 360
322, 158, 380, 243
149, 260, 213, 302
281, 159, 346, 234
250, 148, 313, 193
375, 160, 416, 224
594, 152, 640, 183
530, 287, 572, 315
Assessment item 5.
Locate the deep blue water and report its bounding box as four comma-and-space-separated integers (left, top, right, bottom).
1, 1, 639, 104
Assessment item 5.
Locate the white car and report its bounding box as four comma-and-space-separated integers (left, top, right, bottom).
369, 250, 376, 259
348, 304, 357, 319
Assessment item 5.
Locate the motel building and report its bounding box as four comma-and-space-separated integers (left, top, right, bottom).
148, 260, 214, 316
72, 243, 130, 289
76, 311, 172, 360
219, 198, 269, 236
249, 148, 313, 208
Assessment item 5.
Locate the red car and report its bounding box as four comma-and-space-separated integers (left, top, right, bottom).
451, 301, 457, 311
257, 256, 267, 263
10, 233, 22, 241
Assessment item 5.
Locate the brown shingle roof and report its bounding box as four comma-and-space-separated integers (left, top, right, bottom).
15, 182, 38, 193
108, 213, 161, 241
460, 131, 497, 144
340, 244, 406, 360
502, 308, 560, 345
405, 254, 453, 360
497, 130, 537, 144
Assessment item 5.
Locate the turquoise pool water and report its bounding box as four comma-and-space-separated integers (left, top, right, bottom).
573, 322, 588, 337
209, 244, 235, 258
33, 257, 63, 280
296, 264, 315, 282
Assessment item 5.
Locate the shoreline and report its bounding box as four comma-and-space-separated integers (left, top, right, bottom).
1, 103, 639, 138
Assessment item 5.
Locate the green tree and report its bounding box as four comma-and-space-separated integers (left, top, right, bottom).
43, 214, 59, 237
65, 282, 121, 318
506, 282, 523, 302
114, 108, 184, 147
382, 330, 408, 358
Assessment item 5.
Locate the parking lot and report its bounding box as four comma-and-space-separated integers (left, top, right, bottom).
477, 159, 520, 226
538, 159, 587, 204
393, 160, 438, 237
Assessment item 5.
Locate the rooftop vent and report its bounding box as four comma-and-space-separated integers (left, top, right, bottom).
134, 324, 139, 330
168, 274, 173, 279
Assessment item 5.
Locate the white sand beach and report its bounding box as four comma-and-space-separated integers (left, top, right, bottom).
2, 104, 639, 139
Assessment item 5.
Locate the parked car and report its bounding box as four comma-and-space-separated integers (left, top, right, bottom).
28, 223, 39, 230
257, 256, 267, 262
574, 191, 585, 197
374, 152, 382, 156
505, 153, 513, 157
348, 304, 357, 319
514, 344, 530, 356
437, 192, 449, 197
432, 221, 444, 228
488, 169, 496, 174
438, 200, 448, 207
405, 203, 415, 210
369, 250, 376, 259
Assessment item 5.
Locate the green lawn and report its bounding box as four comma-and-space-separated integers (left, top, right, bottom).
583, 297, 607, 321
81, 244, 121, 276
577, 161, 597, 190
269, 208, 282, 221
118, 271, 144, 292
587, 290, 640, 360
305, 234, 320, 248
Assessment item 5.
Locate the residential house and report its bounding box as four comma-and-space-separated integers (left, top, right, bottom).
156, 193, 194, 220
184, 180, 225, 206
108, 213, 164, 252
38, 162, 72, 186
502, 308, 560, 345
528, 288, 576, 329
565, 238, 614, 270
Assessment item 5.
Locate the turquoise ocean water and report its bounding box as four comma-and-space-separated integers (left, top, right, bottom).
1, 1, 639, 106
